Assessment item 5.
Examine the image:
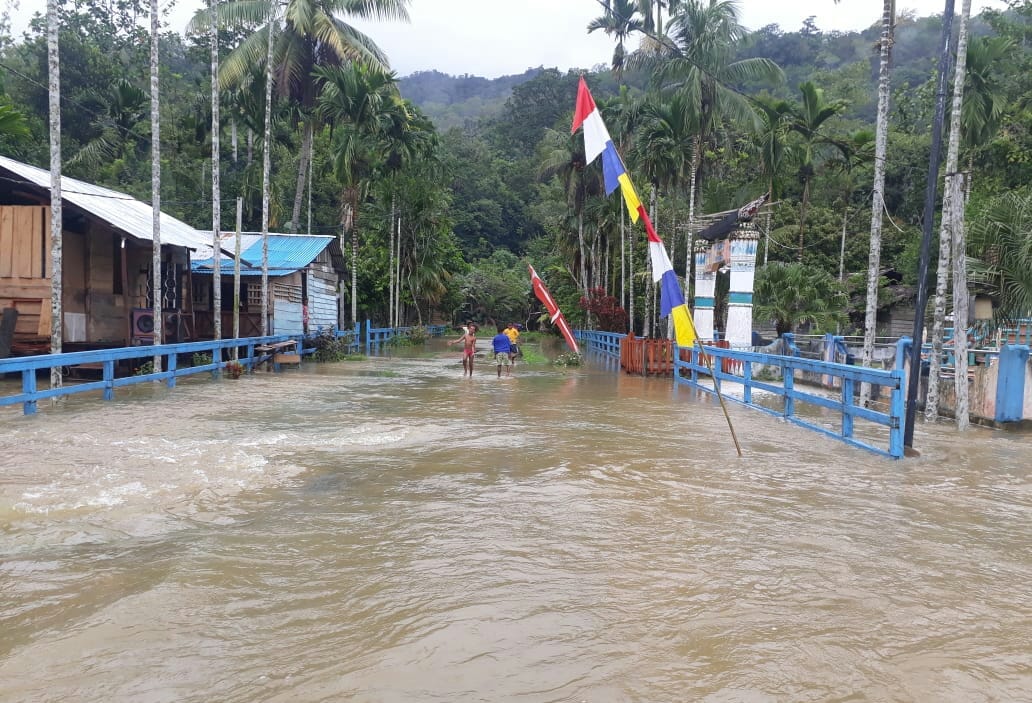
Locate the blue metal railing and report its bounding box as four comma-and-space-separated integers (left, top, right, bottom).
575, 330, 625, 358
363, 322, 449, 353
1, 333, 308, 416
673, 335, 909, 459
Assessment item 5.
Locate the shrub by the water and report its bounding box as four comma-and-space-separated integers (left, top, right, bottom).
553, 352, 582, 367
312, 330, 357, 362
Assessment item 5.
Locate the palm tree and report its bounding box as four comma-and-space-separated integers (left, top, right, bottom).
67, 79, 148, 169
787, 81, 847, 260
826, 129, 875, 283
753, 262, 847, 336
316, 62, 401, 325
860, 0, 895, 408
47, 0, 63, 389
191, 0, 410, 232
632, 0, 782, 252
969, 191, 1032, 322
961, 35, 1013, 197
587, 0, 644, 76
539, 126, 594, 301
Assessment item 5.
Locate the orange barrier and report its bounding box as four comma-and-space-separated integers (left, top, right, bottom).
620, 334, 675, 376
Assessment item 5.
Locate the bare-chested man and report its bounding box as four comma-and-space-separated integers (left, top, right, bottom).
449, 323, 477, 376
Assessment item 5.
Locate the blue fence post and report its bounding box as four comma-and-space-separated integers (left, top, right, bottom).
890, 337, 911, 458
842, 376, 855, 440
365, 320, 371, 354
246, 342, 255, 371
213, 344, 222, 377
995, 344, 1030, 423
743, 360, 752, 404
166, 350, 177, 388
783, 358, 794, 418
21, 368, 37, 415
103, 360, 115, 401
353, 321, 361, 352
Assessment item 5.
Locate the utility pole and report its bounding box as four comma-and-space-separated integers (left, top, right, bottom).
904, 0, 956, 450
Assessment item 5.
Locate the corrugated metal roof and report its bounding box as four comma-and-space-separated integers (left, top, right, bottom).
192, 233, 336, 277
0, 155, 208, 250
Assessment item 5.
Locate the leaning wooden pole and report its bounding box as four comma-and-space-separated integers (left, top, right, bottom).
696, 340, 742, 457
150, 0, 162, 371
46, 0, 62, 391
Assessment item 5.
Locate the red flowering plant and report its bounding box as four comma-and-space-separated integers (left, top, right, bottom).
578, 287, 629, 333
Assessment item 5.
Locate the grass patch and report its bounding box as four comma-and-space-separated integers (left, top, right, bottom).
518, 348, 548, 364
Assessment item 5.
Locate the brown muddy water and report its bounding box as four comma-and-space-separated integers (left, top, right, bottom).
1, 342, 1029, 702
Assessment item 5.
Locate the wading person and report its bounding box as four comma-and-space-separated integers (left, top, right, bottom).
504, 322, 520, 363
492, 324, 512, 378
449, 324, 477, 377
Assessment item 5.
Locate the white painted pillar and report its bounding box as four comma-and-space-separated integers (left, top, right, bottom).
726, 226, 760, 348
693, 240, 715, 341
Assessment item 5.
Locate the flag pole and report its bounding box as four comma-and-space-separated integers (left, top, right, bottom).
694, 339, 742, 457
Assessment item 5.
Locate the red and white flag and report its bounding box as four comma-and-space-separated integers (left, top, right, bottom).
529, 265, 579, 355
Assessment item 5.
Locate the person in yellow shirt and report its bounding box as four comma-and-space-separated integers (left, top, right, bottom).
504, 322, 520, 363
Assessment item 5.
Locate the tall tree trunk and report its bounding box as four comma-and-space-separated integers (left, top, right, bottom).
211, 0, 221, 341
577, 211, 587, 296
150, 0, 162, 370
838, 204, 848, 283
233, 197, 241, 354
395, 216, 402, 328
951, 0, 973, 430
260, 15, 275, 336
684, 136, 699, 298
47, 0, 62, 390
247, 127, 253, 166
860, 0, 894, 407
388, 192, 395, 330
231, 117, 237, 163
620, 204, 626, 313
628, 208, 635, 334
797, 179, 810, 263
927, 0, 971, 422
290, 121, 313, 232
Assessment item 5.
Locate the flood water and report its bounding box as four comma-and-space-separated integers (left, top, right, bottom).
1, 341, 1029, 702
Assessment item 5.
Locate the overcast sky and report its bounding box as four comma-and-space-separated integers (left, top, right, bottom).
92, 0, 1002, 79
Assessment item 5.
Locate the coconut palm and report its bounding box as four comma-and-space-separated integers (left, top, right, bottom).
190, 0, 410, 232
787, 81, 847, 260
587, 0, 645, 76
0, 101, 29, 141
753, 261, 847, 336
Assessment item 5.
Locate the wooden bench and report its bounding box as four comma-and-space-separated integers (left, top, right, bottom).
254, 340, 301, 370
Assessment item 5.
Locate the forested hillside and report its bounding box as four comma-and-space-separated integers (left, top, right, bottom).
2, 0, 1030, 336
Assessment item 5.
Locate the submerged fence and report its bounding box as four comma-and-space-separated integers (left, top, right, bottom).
575, 330, 909, 459
0, 333, 308, 416
365, 323, 449, 352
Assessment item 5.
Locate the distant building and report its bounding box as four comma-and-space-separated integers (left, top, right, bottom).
191, 233, 346, 337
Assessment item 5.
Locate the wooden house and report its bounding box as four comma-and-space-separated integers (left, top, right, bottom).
190, 233, 346, 337
0, 155, 213, 356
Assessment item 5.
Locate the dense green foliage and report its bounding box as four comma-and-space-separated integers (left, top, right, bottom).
4, 0, 1031, 336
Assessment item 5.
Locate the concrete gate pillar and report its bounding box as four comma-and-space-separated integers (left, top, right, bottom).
693, 239, 715, 341
725, 226, 760, 348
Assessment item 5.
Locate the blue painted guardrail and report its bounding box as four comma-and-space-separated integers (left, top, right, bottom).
0, 333, 314, 416
575, 330, 624, 358
674, 335, 909, 459
364, 322, 449, 353
574, 329, 908, 459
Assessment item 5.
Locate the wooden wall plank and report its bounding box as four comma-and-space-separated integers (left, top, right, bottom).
12, 207, 34, 277
30, 207, 43, 279
0, 206, 13, 278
